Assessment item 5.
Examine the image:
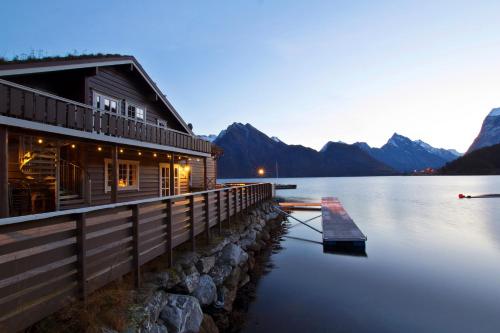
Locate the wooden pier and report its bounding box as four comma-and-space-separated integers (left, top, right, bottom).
321, 197, 366, 249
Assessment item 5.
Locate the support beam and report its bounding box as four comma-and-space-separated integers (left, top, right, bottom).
111, 145, 118, 203
0, 126, 8, 218
203, 157, 208, 190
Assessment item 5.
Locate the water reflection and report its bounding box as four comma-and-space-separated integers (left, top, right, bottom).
223, 176, 500, 333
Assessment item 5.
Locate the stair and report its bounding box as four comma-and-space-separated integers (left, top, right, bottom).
59, 191, 86, 210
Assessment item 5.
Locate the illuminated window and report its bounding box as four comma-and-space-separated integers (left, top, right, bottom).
104, 159, 139, 192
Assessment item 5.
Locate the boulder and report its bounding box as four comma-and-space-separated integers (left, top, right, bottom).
199, 314, 219, 333
180, 270, 199, 294
144, 272, 170, 290
209, 264, 232, 286
224, 267, 241, 289
175, 252, 200, 269
142, 323, 169, 333
239, 273, 250, 287
218, 244, 246, 267
220, 286, 237, 312
192, 275, 217, 306
160, 294, 203, 333
140, 291, 169, 330
196, 256, 215, 274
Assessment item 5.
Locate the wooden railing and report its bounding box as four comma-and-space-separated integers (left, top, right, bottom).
0, 183, 273, 332
0, 78, 212, 154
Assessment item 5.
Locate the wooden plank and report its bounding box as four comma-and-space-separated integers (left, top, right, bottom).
189, 195, 195, 251
0, 127, 7, 218
132, 204, 140, 288
76, 213, 87, 302
34, 94, 46, 122
9, 89, 23, 116
24, 91, 34, 119
0, 85, 8, 114
46, 98, 56, 124
166, 199, 173, 267
56, 101, 67, 126
321, 197, 366, 245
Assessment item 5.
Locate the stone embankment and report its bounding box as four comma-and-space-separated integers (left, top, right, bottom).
103, 201, 282, 333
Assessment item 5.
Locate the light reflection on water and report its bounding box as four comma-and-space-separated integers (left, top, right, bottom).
225, 176, 500, 333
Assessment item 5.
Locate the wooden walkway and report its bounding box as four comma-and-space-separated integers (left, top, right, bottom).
321, 197, 366, 248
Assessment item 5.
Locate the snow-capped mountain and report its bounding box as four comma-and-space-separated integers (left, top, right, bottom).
354, 133, 461, 172
467, 108, 500, 153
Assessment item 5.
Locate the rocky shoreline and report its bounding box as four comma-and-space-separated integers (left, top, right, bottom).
102, 201, 284, 333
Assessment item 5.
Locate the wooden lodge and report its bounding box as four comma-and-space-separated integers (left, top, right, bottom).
0, 55, 273, 332
0, 55, 219, 216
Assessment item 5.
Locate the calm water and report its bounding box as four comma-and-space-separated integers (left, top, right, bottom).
227, 176, 500, 333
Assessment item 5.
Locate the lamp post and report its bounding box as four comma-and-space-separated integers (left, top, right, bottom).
257, 168, 265, 177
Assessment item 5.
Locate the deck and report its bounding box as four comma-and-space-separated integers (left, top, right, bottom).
321, 197, 366, 248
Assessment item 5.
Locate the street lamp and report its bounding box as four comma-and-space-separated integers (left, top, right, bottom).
258, 168, 265, 176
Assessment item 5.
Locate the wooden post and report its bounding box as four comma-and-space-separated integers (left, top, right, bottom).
166, 199, 173, 267
0, 126, 8, 218
204, 192, 210, 243
76, 213, 87, 303
203, 157, 208, 190
111, 145, 118, 203
189, 195, 195, 251
55, 143, 60, 211
217, 191, 222, 234
169, 154, 175, 195
239, 187, 243, 214
226, 189, 231, 227
132, 204, 140, 288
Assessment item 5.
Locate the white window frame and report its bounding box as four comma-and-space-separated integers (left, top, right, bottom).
93, 91, 121, 114
125, 101, 146, 122
104, 158, 140, 192
157, 119, 168, 128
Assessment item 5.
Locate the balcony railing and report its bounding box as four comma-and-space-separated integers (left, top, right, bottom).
0, 182, 273, 332
0, 78, 212, 154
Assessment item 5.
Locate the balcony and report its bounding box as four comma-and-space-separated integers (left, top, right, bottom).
0, 78, 212, 154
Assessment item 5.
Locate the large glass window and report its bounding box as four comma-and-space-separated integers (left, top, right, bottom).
127, 104, 146, 121
93, 91, 120, 114
104, 159, 139, 192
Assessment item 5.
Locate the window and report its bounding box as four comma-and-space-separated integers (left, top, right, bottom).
104, 159, 140, 192
93, 91, 120, 114
127, 104, 146, 121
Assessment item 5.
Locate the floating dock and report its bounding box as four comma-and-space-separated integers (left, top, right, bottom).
321, 197, 366, 250
275, 184, 297, 190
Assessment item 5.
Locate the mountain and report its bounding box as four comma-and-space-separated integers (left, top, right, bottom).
354, 133, 461, 172
198, 134, 218, 142
467, 108, 500, 153
441, 143, 500, 175
213, 123, 395, 178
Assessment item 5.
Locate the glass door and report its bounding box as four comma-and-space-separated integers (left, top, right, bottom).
159, 163, 170, 196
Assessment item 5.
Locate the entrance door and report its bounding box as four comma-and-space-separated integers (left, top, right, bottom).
159, 163, 181, 196
159, 163, 170, 196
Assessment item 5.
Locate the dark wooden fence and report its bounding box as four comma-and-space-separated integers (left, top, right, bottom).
0, 79, 211, 154
0, 183, 272, 332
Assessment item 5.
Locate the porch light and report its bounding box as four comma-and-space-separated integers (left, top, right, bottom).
98, 146, 102, 151
138, 152, 142, 156
120, 148, 124, 153
71, 144, 76, 149
258, 168, 265, 176
37, 138, 43, 144
153, 153, 157, 157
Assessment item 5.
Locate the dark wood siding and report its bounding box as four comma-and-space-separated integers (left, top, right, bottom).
86, 66, 187, 133
86, 146, 196, 205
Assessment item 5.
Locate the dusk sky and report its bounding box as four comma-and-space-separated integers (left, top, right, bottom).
2, 0, 500, 152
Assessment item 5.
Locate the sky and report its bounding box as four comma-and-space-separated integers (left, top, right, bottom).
2, 1, 500, 152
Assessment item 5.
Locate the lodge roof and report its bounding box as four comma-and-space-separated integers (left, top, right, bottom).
0, 54, 194, 135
